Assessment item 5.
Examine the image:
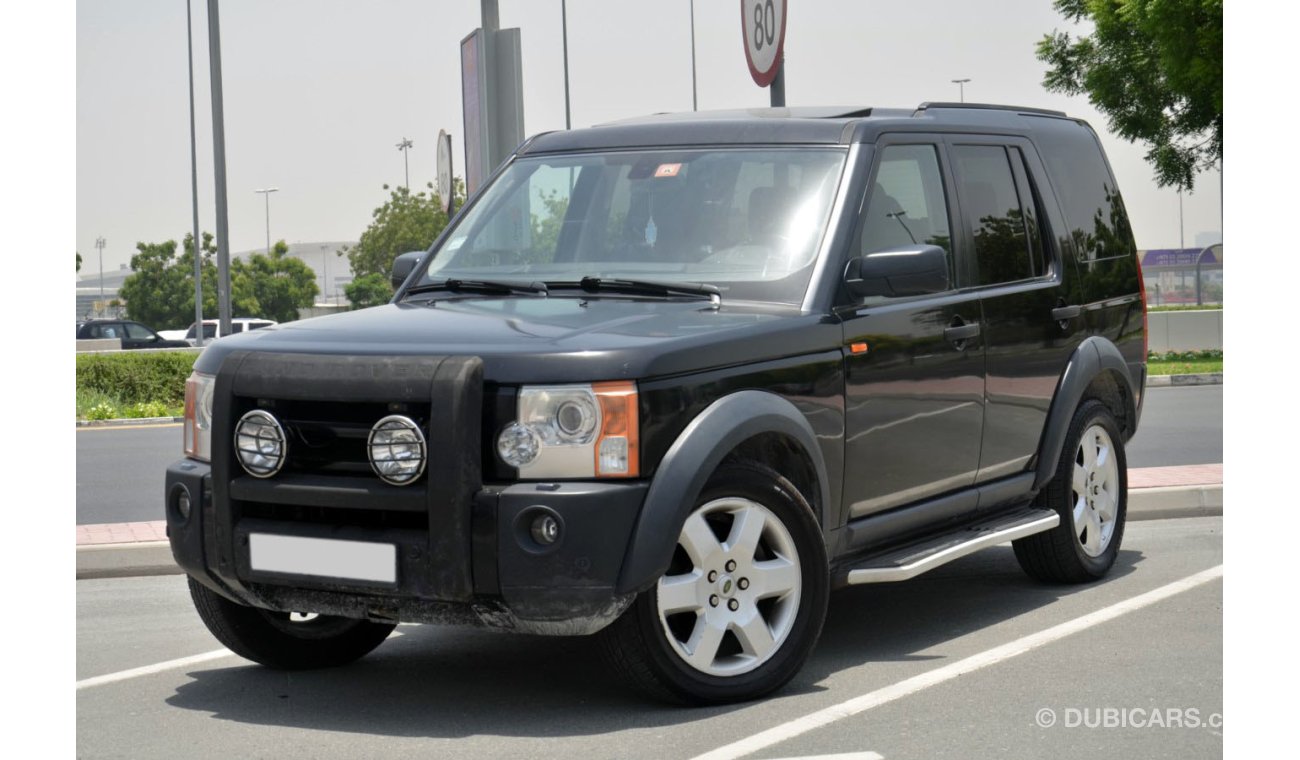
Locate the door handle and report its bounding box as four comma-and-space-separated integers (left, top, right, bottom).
944, 318, 980, 348
1051, 304, 1082, 321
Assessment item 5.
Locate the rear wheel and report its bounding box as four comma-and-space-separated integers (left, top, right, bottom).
188, 577, 395, 669
1014, 400, 1127, 583
600, 461, 828, 704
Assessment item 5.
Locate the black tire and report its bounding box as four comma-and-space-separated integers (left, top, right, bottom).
188, 577, 395, 669
1014, 399, 1128, 583
599, 460, 829, 705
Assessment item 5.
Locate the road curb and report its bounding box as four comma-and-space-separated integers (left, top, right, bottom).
75, 484, 1223, 580
1146, 372, 1222, 387
77, 417, 183, 428
1127, 484, 1223, 520
77, 541, 178, 580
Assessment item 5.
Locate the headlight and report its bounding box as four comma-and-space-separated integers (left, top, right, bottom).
183, 372, 216, 462
498, 382, 639, 478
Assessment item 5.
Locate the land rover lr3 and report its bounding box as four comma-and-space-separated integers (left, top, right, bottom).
167, 104, 1146, 705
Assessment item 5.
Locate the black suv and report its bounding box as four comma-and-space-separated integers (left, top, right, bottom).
76, 319, 190, 349
167, 104, 1146, 704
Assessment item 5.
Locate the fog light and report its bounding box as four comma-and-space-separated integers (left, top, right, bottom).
368, 415, 427, 485
176, 487, 192, 521
498, 422, 540, 468
234, 410, 287, 478
531, 514, 560, 545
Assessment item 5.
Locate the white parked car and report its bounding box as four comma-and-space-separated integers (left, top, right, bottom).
182, 318, 278, 346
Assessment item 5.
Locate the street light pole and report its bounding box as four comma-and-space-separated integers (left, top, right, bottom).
185, 0, 204, 346
1178, 190, 1185, 250
320, 244, 330, 302
254, 188, 278, 255
396, 138, 413, 192
951, 78, 970, 103
95, 236, 105, 299
690, 0, 698, 111
562, 0, 571, 128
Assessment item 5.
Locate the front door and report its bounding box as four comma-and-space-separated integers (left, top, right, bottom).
839, 141, 985, 519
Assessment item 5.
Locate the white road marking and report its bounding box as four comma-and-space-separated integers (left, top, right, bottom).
765, 754, 884, 760
77, 629, 409, 691
692, 565, 1223, 760
76, 648, 234, 690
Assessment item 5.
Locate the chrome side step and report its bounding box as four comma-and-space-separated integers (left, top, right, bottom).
844, 508, 1059, 584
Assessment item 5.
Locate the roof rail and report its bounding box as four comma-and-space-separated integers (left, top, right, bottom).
915, 101, 1067, 117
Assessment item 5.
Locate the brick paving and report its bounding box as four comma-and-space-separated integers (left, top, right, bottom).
75, 464, 1222, 547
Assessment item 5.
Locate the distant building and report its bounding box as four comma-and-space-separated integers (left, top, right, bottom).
1194, 231, 1223, 249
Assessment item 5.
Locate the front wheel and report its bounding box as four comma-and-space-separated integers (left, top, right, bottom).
1014, 399, 1128, 583
600, 461, 829, 704
188, 577, 395, 669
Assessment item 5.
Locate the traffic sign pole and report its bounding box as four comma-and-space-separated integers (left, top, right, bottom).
741, 0, 787, 105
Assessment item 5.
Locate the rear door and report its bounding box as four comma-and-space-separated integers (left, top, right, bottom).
945, 137, 1085, 483
839, 138, 986, 519
121, 321, 157, 349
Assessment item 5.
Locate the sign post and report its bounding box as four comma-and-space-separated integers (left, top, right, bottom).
741, 0, 788, 106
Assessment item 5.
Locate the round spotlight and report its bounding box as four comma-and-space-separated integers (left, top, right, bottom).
497, 422, 540, 468
368, 415, 427, 486
234, 410, 287, 478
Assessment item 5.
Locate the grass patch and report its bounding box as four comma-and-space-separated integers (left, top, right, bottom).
1148, 360, 1222, 376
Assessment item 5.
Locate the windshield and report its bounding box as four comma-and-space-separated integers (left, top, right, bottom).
414, 148, 847, 305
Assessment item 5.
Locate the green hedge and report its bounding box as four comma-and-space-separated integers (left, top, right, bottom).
76, 351, 198, 406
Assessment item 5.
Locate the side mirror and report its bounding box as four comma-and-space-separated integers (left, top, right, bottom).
390, 251, 426, 290
844, 244, 950, 299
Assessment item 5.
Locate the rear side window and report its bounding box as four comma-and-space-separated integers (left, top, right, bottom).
122, 322, 154, 340
952, 145, 1043, 286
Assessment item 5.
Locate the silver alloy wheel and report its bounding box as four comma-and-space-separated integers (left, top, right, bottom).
656, 497, 802, 677
1073, 424, 1120, 557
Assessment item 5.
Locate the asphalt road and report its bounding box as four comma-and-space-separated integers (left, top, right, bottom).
1127, 385, 1223, 468
76, 516, 1222, 759
74, 385, 1225, 525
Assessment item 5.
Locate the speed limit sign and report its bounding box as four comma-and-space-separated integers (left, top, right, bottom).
741, 0, 786, 87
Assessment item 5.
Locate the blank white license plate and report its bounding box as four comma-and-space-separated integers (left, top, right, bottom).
249, 533, 397, 584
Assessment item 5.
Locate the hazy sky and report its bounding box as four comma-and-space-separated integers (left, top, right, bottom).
76, 0, 1223, 275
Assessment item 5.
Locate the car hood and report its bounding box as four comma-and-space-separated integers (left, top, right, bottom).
192, 296, 840, 383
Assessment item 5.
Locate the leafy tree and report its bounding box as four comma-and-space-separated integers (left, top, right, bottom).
343, 273, 395, 311
118, 232, 313, 329
76, 252, 82, 272
344, 180, 466, 308
238, 240, 319, 323
1037, 0, 1221, 189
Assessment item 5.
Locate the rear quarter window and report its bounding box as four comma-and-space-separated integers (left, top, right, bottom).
1031, 119, 1135, 262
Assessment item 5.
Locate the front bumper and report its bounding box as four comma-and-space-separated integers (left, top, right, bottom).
166, 459, 647, 635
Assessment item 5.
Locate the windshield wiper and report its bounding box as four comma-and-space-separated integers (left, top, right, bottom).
547, 277, 721, 308
403, 278, 549, 298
